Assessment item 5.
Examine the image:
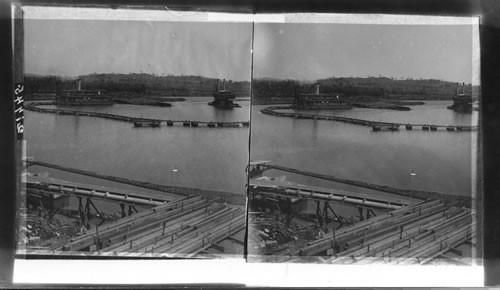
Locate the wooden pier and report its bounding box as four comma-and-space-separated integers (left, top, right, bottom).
25, 102, 250, 129
260, 106, 477, 132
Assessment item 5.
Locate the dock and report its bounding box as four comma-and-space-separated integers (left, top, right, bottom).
260, 105, 477, 132
25, 102, 250, 129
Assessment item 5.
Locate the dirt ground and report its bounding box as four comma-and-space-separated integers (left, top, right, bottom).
248, 211, 333, 256
20, 213, 86, 249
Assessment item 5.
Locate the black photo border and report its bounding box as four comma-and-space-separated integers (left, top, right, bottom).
1, 0, 499, 287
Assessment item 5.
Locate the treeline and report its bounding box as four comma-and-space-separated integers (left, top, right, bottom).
24, 73, 251, 98
253, 77, 479, 101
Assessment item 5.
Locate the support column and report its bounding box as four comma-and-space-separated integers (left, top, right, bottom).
357, 207, 365, 221
120, 203, 126, 218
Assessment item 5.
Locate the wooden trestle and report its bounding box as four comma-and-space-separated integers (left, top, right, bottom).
273, 199, 476, 264
59, 196, 246, 256
249, 180, 418, 210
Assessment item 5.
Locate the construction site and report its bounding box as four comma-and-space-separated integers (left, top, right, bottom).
20, 160, 246, 258
247, 162, 477, 265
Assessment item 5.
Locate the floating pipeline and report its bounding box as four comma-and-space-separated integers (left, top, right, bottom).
113, 99, 173, 107
25, 102, 250, 129
260, 105, 477, 133
352, 103, 411, 111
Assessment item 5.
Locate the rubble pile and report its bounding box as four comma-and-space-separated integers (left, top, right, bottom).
20, 214, 83, 248
248, 213, 313, 251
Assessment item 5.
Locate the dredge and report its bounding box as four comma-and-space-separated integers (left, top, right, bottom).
56, 79, 113, 106
448, 82, 473, 113
293, 83, 352, 110
208, 79, 241, 109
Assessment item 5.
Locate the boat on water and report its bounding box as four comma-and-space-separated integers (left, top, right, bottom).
447, 82, 473, 113
293, 83, 352, 110
56, 79, 113, 106
208, 79, 241, 109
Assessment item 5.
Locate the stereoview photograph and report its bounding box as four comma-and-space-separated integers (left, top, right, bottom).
16, 7, 251, 258
247, 17, 480, 265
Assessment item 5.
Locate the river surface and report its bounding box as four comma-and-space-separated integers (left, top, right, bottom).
26, 97, 250, 213
250, 101, 479, 205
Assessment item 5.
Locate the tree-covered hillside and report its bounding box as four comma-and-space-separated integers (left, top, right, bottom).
24, 73, 251, 98
253, 77, 479, 103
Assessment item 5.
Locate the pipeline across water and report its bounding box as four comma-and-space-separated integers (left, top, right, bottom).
260, 106, 477, 132
25, 102, 250, 129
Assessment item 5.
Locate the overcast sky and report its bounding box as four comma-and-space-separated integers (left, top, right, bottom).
254, 23, 478, 84
24, 20, 253, 81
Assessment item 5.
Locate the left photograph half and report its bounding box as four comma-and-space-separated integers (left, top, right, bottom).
15, 6, 251, 258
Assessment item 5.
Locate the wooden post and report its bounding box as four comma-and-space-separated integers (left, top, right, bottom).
88, 199, 104, 223
95, 224, 100, 251
120, 203, 126, 218
358, 207, 365, 221
85, 198, 91, 221
323, 202, 329, 223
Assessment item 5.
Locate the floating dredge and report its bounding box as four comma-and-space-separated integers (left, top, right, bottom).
208, 79, 241, 109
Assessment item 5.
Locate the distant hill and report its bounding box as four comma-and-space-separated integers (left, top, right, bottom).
253, 77, 480, 102
24, 73, 251, 98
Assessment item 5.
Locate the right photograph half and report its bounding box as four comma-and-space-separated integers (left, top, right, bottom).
247, 15, 480, 265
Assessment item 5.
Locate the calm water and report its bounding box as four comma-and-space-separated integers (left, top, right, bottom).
26, 97, 250, 214
251, 101, 478, 198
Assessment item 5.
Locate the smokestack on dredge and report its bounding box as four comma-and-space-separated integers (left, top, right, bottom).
56, 77, 112, 106
448, 82, 472, 113
208, 78, 241, 109
293, 82, 352, 110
